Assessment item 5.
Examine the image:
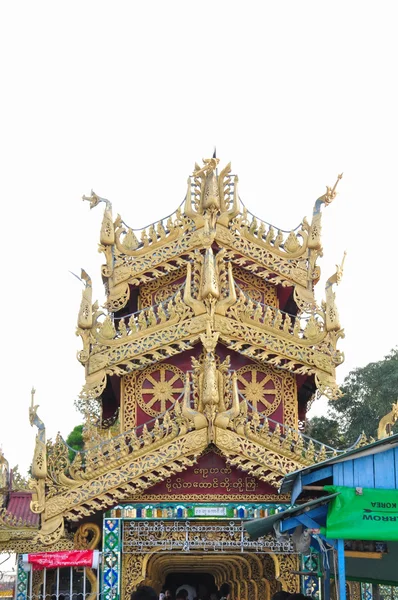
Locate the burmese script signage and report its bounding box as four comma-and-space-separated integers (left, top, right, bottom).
122, 520, 294, 554
324, 485, 398, 541
194, 506, 226, 517
142, 451, 278, 499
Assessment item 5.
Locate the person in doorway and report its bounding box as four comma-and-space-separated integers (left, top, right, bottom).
219, 584, 230, 600
131, 585, 158, 600
175, 590, 188, 600
164, 591, 172, 600
176, 586, 195, 600
271, 593, 291, 600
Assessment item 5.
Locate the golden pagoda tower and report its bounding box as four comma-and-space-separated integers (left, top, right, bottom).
1, 158, 347, 600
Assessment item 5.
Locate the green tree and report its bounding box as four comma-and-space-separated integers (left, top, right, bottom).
305, 415, 346, 449
66, 425, 84, 462
307, 348, 398, 449
332, 347, 398, 445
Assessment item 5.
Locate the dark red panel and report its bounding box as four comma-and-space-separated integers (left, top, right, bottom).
142, 451, 278, 498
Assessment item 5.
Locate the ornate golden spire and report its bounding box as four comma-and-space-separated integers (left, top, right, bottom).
308, 173, 343, 252
322, 173, 343, 206
324, 251, 346, 332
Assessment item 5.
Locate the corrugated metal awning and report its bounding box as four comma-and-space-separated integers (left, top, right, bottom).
244, 492, 339, 539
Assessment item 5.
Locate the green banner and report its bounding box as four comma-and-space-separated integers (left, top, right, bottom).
324, 485, 398, 541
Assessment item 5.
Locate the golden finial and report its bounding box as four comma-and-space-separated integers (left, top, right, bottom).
31, 387, 36, 408
29, 387, 39, 427
82, 190, 111, 209
336, 251, 347, 285
193, 157, 220, 178
324, 173, 343, 206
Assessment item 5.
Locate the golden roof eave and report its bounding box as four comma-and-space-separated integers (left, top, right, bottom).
42, 420, 327, 524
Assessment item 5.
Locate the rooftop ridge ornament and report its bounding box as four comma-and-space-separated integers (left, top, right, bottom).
82, 189, 115, 246
28, 387, 47, 516
185, 157, 239, 228
308, 173, 344, 259
323, 251, 347, 333
192, 156, 220, 178
82, 189, 112, 210
321, 172, 343, 206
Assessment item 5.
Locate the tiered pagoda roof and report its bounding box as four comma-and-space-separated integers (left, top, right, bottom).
0, 157, 349, 555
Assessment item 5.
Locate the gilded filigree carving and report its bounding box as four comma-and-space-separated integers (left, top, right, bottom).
233, 265, 278, 306
139, 267, 186, 308
122, 554, 147, 599
323, 251, 346, 333
29, 389, 46, 515
277, 554, 300, 592
44, 429, 209, 521
137, 364, 185, 417
3, 156, 347, 563
236, 365, 282, 416
122, 372, 137, 431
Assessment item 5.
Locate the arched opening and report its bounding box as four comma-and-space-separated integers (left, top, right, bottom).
163, 572, 217, 600
132, 552, 281, 600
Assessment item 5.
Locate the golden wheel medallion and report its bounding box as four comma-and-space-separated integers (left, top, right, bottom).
236, 365, 282, 415
137, 364, 185, 417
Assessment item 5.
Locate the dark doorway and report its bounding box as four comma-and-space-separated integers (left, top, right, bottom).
163, 572, 218, 600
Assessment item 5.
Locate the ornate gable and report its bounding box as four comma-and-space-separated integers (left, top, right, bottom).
1, 157, 350, 553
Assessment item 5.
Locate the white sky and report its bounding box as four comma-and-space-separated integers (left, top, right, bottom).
0, 1, 397, 474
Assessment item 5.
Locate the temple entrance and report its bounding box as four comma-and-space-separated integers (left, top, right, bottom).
106, 513, 301, 600
120, 551, 299, 600
163, 572, 217, 600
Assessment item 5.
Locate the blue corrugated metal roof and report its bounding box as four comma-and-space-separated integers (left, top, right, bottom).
280, 434, 398, 494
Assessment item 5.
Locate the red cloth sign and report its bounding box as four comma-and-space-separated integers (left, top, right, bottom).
22, 550, 99, 570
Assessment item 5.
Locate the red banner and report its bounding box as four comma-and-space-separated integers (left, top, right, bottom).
22, 550, 99, 571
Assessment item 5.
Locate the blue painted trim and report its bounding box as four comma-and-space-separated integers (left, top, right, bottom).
291, 472, 302, 504
280, 516, 302, 532
337, 538, 346, 600
297, 514, 325, 530
333, 463, 344, 485
280, 505, 328, 532
302, 466, 333, 486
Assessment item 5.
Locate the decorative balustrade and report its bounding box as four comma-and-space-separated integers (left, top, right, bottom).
49, 371, 366, 485
55, 391, 188, 479
238, 393, 339, 463
116, 201, 194, 253
97, 284, 191, 341
228, 284, 325, 343
231, 204, 309, 256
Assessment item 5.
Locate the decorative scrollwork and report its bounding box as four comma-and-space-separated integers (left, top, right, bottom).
137, 364, 185, 417
236, 365, 282, 416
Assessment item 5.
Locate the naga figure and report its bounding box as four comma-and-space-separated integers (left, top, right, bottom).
0, 450, 9, 499
82, 190, 114, 246
77, 269, 93, 329
308, 173, 343, 251
323, 252, 346, 332
307, 173, 343, 288
377, 401, 398, 439
29, 388, 47, 513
